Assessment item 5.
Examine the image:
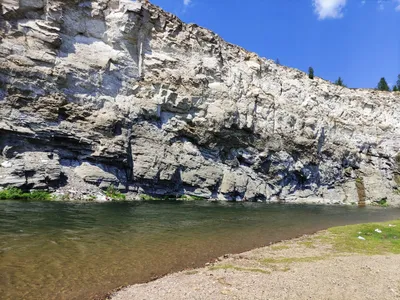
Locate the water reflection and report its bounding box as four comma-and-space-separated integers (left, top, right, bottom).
0, 200, 399, 300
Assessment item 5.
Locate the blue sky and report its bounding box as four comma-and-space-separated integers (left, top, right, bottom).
148, 0, 400, 89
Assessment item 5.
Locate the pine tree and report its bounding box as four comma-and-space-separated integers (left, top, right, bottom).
393, 85, 399, 92
335, 77, 344, 86
275, 58, 280, 65
377, 77, 390, 91
308, 67, 314, 80
397, 75, 400, 90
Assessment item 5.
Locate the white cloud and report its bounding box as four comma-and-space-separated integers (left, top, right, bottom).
378, 0, 384, 10
377, 0, 400, 11
313, 0, 400, 17
183, 0, 191, 6
395, 0, 400, 11
313, 0, 347, 19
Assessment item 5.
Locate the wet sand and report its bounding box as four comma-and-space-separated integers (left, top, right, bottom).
111, 231, 400, 300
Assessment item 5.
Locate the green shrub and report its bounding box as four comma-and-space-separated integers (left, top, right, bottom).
0, 187, 23, 199
105, 186, 126, 201
27, 191, 52, 201
0, 187, 52, 201
374, 198, 388, 207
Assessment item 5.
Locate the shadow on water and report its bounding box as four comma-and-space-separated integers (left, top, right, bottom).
0, 200, 399, 300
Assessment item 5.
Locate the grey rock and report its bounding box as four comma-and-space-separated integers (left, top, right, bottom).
0, 152, 61, 190
74, 162, 119, 186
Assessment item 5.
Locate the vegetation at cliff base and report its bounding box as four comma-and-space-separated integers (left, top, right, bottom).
373, 198, 388, 207
0, 187, 52, 201
105, 185, 126, 201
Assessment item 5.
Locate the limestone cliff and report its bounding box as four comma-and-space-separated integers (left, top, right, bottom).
1, 0, 399, 204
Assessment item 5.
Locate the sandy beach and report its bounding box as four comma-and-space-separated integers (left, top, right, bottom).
111, 221, 400, 300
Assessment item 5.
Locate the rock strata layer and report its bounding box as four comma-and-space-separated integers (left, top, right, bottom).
1, 0, 399, 204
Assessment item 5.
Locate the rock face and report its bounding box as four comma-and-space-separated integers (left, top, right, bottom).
1, 0, 400, 204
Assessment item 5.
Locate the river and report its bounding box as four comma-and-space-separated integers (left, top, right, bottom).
1, 200, 399, 299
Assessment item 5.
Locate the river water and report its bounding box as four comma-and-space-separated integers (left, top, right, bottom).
1, 200, 400, 300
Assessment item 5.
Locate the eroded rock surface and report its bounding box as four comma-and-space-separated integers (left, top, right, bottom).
1, 0, 399, 204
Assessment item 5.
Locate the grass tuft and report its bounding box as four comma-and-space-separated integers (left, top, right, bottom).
261, 256, 326, 264
298, 240, 316, 249
270, 245, 290, 251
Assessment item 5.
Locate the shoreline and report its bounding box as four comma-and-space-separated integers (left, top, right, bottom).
109, 219, 400, 300
99, 232, 316, 300
1, 196, 397, 208
2, 186, 398, 207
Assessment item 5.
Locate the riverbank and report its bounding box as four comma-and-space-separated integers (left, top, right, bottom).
111, 220, 400, 300
1, 186, 397, 208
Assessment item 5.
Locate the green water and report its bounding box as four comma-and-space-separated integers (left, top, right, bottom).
1, 200, 400, 300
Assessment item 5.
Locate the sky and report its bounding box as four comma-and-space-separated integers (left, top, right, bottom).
148, 0, 400, 89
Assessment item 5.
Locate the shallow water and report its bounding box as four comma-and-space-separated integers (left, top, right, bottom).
0, 200, 399, 300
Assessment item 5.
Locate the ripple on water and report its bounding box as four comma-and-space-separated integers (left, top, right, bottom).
0, 201, 399, 300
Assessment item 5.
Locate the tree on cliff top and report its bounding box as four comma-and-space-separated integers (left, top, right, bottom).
377, 77, 390, 91
396, 75, 400, 90
393, 85, 399, 92
334, 77, 346, 87
308, 67, 314, 79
